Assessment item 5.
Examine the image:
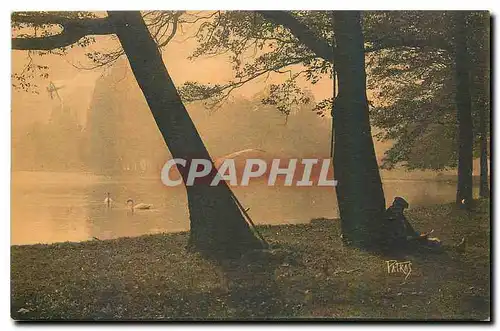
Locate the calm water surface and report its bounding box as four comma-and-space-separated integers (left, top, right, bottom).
11, 171, 474, 245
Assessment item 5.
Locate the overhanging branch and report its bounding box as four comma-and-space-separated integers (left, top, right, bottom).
258, 11, 335, 63
12, 16, 114, 50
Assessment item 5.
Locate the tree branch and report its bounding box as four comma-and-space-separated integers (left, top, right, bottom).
12, 16, 114, 50
157, 12, 181, 48
258, 11, 452, 62
180, 55, 315, 104
257, 11, 334, 63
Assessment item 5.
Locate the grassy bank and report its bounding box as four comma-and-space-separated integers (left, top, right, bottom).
11, 199, 490, 320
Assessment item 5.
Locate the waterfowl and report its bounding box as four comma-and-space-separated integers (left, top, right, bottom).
126, 198, 153, 212
104, 192, 113, 207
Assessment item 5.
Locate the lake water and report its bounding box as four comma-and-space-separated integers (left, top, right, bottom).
11, 171, 475, 245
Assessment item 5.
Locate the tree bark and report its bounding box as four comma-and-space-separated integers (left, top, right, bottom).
332, 12, 386, 248
479, 102, 490, 198
454, 12, 474, 209
107, 11, 262, 257
478, 14, 490, 199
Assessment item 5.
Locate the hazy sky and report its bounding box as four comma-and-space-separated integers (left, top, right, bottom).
11, 15, 333, 131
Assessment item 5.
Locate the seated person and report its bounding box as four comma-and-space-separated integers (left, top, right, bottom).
384, 197, 468, 252
384, 197, 434, 247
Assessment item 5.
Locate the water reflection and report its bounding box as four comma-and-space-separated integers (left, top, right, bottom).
11, 171, 477, 245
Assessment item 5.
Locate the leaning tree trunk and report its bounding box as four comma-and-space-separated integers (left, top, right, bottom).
108, 11, 262, 257
454, 12, 474, 209
332, 12, 386, 248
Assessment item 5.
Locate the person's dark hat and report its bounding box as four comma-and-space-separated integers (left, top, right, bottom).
393, 197, 409, 208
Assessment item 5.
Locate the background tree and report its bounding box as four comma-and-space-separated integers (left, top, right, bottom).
363, 12, 457, 170
365, 11, 489, 206
453, 11, 473, 208
469, 12, 491, 198
364, 11, 490, 189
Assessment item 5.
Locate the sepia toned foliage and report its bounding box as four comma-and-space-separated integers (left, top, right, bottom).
365, 11, 489, 171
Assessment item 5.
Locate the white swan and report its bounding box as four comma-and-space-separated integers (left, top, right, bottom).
126, 198, 153, 212
104, 192, 113, 207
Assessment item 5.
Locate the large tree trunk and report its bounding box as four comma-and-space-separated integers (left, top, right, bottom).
454, 12, 474, 209
332, 12, 386, 248
108, 11, 262, 257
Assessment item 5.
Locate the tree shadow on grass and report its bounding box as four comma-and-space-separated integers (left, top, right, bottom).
213, 248, 302, 320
